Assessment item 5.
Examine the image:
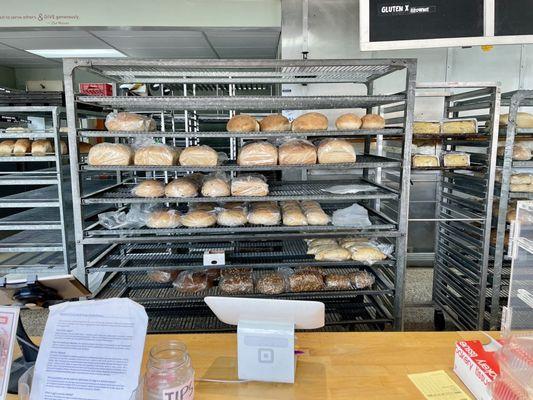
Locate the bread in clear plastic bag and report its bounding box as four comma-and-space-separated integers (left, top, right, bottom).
190, 202, 217, 212
259, 114, 291, 132
278, 139, 317, 165
231, 174, 269, 197
350, 245, 387, 263
201, 174, 231, 197
510, 173, 532, 185
181, 209, 217, 227
172, 270, 210, 293
256, 271, 289, 295
412, 154, 439, 167
147, 270, 178, 284
291, 112, 328, 132
0, 140, 15, 155
441, 118, 477, 134
497, 144, 532, 161
443, 152, 470, 168
227, 114, 259, 132
305, 238, 338, 247
314, 246, 351, 261
335, 113, 362, 130
320, 184, 377, 194
247, 201, 281, 226
88, 143, 133, 165
146, 209, 181, 228
105, 111, 156, 132
288, 270, 324, 292
221, 267, 252, 279
324, 273, 352, 290
510, 183, 533, 192
165, 177, 200, 198
216, 204, 248, 227
347, 270, 375, 289
219, 270, 254, 294
134, 144, 179, 166
237, 141, 278, 166
317, 138, 356, 164
31, 139, 53, 155
280, 201, 308, 226
179, 145, 218, 166
300, 201, 331, 225
332, 203, 372, 227
98, 203, 155, 229
133, 180, 165, 198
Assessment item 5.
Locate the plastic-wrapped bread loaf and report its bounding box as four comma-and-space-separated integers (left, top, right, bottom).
227, 114, 259, 132
259, 114, 291, 132
335, 113, 362, 130
237, 141, 278, 166
412, 155, 439, 167
441, 119, 477, 134
231, 175, 269, 196
31, 139, 53, 155
443, 153, 470, 167
347, 270, 375, 289
172, 271, 210, 293
280, 201, 308, 226
201, 175, 230, 197
291, 112, 328, 132
133, 180, 165, 198
13, 139, 31, 155
350, 246, 387, 263
216, 204, 248, 227
88, 143, 133, 165
165, 177, 200, 198
278, 139, 317, 165
0, 140, 14, 155
510, 173, 532, 185
147, 270, 178, 284
497, 145, 531, 161
361, 114, 385, 129
300, 201, 330, 225
105, 112, 156, 132
510, 183, 533, 192
317, 138, 356, 164
179, 145, 218, 166
289, 270, 324, 292
219, 269, 254, 294
499, 112, 533, 128
314, 246, 351, 261
256, 272, 287, 294
134, 145, 179, 166
181, 209, 217, 227
324, 274, 352, 290
413, 121, 440, 134
247, 201, 281, 226
146, 209, 181, 228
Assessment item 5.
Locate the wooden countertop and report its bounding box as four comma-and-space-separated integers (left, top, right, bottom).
8, 331, 496, 399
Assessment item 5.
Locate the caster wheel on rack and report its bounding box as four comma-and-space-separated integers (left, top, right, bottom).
434, 309, 446, 331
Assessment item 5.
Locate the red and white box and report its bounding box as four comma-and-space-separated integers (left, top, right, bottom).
454, 340, 501, 400
79, 83, 113, 96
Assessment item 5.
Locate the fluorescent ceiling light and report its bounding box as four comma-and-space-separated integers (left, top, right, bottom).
26, 49, 126, 58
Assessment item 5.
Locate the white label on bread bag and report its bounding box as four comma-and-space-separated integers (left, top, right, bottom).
161, 377, 194, 400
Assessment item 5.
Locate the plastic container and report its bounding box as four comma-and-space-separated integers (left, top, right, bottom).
18, 366, 33, 400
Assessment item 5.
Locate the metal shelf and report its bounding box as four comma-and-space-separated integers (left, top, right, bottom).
0, 130, 57, 139
82, 180, 398, 205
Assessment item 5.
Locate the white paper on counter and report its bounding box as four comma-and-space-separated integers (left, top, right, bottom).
30, 298, 148, 400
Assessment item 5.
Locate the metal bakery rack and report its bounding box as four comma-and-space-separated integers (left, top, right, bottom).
64, 58, 417, 332
409, 83, 500, 331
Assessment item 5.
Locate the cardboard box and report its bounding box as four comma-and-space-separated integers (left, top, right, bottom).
79, 83, 113, 96
454, 340, 500, 400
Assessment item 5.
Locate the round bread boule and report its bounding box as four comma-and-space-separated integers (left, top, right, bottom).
317, 138, 356, 164
291, 112, 328, 132
201, 177, 230, 197
335, 113, 362, 130
146, 209, 181, 228
278, 139, 317, 165
361, 114, 385, 129
134, 145, 178, 166
88, 143, 133, 166
179, 145, 218, 166
165, 177, 199, 198
259, 114, 291, 132
227, 114, 259, 133
181, 210, 217, 227
237, 141, 278, 166
217, 208, 248, 227
351, 246, 387, 262
133, 180, 165, 198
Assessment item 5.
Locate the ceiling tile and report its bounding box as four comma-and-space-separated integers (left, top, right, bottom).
124, 47, 216, 58
92, 30, 208, 49
0, 33, 109, 50
205, 29, 280, 49
216, 47, 277, 58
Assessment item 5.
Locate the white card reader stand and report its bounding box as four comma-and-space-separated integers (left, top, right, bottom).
205, 296, 325, 383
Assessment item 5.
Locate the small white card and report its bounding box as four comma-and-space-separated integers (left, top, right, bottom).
30, 298, 148, 400
0, 306, 19, 400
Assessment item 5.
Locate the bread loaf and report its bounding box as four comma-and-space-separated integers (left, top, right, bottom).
147, 270, 178, 284
173, 271, 209, 293
361, 114, 385, 129
146, 209, 181, 228
289, 270, 324, 292
510, 173, 532, 185
347, 270, 375, 289
247, 202, 281, 226
13, 139, 31, 155
219, 273, 254, 294
134, 145, 179, 166
291, 112, 328, 132
497, 145, 531, 161
306, 238, 337, 247
226, 114, 259, 132
256, 273, 286, 294
133, 180, 165, 198
201, 176, 230, 197
500, 112, 533, 128
314, 246, 351, 261
105, 112, 156, 131
317, 138, 356, 164
31, 139, 53, 155
0, 140, 14, 155
335, 113, 362, 130
259, 114, 291, 132
181, 210, 217, 227
351, 246, 387, 263
216, 206, 248, 227
78, 142, 93, 154
443, 153, 470, 167
237, 141, 278, 166
179, 145, 218, 166
278, 139, 317, 165
510, 183, 533, 192
88, 143, 133, 165
324, 274, 352, 290
300, 201, 330, 225
441, 119, 477, 134
412, 155, 439, 167
231, 175, 269, 196
280, 201, 308, 226
413, 121, 440, 134
165, 177, 199, 198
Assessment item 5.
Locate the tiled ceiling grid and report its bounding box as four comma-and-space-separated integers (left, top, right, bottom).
0, 28, 281, 68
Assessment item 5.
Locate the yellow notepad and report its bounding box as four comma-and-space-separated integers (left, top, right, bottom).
408, 370, 472, 400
